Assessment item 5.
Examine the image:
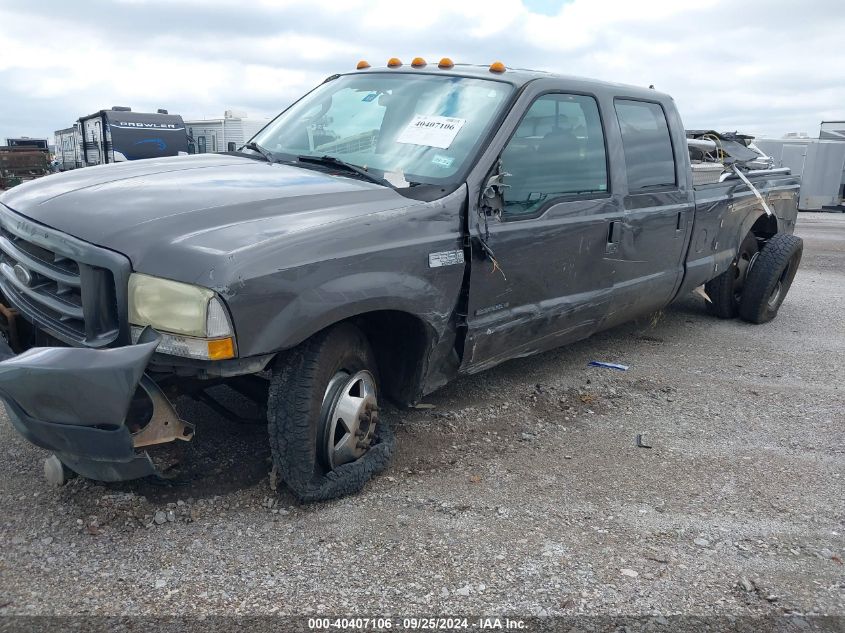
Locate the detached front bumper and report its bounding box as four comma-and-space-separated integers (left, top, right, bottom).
0, 328, 194, 482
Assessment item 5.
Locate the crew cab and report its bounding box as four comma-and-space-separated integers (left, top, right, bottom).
0, 59, 802, 501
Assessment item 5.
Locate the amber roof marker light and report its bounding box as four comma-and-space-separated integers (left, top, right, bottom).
489, 61, 506, 73
411, 57, 427, 68
356, 60, 371, 70
387, 57, 403, 68
438, 57, 454, 69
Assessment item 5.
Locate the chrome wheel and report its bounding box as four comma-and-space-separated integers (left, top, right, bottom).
319, 370, 379, 469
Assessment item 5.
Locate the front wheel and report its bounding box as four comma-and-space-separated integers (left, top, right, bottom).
267, 323, 395, 502
739, 233, 803, 324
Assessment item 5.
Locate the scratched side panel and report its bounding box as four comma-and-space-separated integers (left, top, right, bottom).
603, 189, 693, 329
678, 174, 799, 297
461, 196, 619, 374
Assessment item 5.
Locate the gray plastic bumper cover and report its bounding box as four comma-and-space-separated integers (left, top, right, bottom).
0, 327, 167, 482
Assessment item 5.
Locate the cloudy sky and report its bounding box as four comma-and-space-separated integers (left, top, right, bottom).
0, 0, 841, 144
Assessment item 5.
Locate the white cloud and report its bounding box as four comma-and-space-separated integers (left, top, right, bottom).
0, 0, 841, 142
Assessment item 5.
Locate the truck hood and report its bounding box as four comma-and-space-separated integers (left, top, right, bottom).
0, 154, 413, 281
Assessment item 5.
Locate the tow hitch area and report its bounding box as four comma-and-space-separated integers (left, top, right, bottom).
0, 328, 194, 483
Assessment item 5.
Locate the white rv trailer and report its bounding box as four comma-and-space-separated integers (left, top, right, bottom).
78, 108, 189, 166
184, 110, 269, 155
756, 125, 845, 211
54, 125, 82, 171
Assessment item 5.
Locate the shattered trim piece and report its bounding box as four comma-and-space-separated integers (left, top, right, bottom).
731, 165, 774, 216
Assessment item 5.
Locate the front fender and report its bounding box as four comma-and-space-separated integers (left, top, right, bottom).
248, 270, 454, 354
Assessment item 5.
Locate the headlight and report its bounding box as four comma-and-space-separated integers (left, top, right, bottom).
128, 273, 236, 360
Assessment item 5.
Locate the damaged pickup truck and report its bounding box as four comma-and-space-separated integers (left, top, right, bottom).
0, 59, 801, 501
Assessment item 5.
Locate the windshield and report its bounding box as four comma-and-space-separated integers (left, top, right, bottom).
252, 73, 513, 186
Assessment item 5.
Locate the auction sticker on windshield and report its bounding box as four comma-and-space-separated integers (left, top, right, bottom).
397, 115, 466, 149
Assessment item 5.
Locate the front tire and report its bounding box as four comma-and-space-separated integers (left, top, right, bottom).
267, 323, 394, 502
739, 233, 803, 324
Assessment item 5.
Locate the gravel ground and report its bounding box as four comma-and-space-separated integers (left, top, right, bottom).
0, 212, 842, 617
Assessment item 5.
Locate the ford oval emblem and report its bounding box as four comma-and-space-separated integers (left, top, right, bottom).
13, 263, 32, 287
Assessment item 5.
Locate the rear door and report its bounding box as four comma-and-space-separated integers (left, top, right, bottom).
605, 98, 693, 326
461, 90, 621, 372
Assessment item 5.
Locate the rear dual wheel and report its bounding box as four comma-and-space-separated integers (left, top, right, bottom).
705, 233, 759, 319
738, 233, 803, 324
704, 232, 802, 324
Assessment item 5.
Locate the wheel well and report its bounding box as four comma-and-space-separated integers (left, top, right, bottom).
750, 214, 778, 240
350, 310, 432, 406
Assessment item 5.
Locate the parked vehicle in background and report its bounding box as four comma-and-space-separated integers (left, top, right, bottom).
185, 110, 269, 155
54, 125, 82, 171
77, 107, 189, 167
4, 138, 49, 151
756, 121, 845, 212
0, 140, 50, 189
820, 121, 845, 141
0, 59, 802, 503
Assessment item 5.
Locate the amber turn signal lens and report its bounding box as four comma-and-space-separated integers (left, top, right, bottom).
438, 57, 454, 69
489, 61, 506, 73
356, 60, 371, 70
387, 57, 402, 68
411, 57, 426, 67
207, 337, 236, 361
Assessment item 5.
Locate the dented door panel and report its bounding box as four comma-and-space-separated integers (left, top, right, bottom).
463, 196, 621, 373
605, 190, 694, 328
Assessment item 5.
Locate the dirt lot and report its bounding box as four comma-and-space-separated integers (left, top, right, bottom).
0, 213, 842, 618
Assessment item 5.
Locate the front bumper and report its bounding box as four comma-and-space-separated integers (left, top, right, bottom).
0, 328, 193, 482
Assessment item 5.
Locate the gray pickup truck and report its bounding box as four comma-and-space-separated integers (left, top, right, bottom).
0, 59, 802, 501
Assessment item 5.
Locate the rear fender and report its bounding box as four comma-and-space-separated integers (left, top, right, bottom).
679, 203, 777, 297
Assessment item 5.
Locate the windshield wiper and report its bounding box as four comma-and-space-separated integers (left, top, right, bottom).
296, 155, 393, 188
242, 141, 275, 163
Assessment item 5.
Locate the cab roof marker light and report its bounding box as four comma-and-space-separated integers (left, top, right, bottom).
356, 60, 371, 70
438, 57, 454, 69
411, 57, 426, 67
387, 57, 402, 68
489, 61, 506, 73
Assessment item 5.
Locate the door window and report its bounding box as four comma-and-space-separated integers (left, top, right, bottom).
614, 99, 675, 190
197, 136, 206, 154
500, 94, 608, 218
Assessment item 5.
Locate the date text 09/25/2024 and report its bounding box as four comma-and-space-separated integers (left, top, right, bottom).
307, 617, 527, 630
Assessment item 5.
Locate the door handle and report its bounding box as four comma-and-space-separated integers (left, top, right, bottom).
676, 211, 684, 232
606, 220, 621, 254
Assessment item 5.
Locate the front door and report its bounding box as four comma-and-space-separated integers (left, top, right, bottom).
462, 92, 621, 373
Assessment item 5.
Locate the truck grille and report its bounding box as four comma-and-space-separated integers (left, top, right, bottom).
0, 207, 130, 347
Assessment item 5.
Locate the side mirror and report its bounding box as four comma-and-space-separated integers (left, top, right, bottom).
483, 158, 511, 199
480, 158, 510, 217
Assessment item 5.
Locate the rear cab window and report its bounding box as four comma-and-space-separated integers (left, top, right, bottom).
614, 99, 676, 191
